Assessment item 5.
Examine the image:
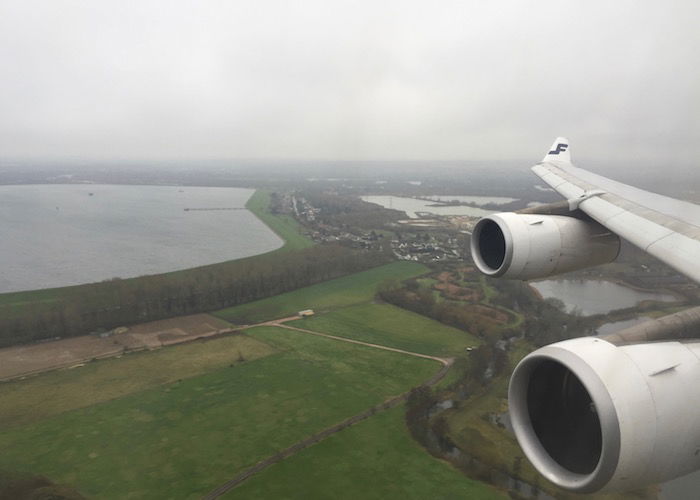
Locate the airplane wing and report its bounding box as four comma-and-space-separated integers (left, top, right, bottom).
533, 137, 700, 284
469, 139, 700, 493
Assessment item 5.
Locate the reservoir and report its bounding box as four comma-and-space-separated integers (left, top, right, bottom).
0, 185, 283, 293
530, 279, 677, 315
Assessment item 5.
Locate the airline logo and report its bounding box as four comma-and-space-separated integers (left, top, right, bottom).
548, 143, 569, 155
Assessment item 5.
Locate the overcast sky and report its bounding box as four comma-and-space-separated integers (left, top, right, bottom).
0, 1, 698, 164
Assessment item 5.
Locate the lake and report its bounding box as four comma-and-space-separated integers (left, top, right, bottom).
0, 185, 283, 293
361, 195, 498, 218
530, 279, 677, 315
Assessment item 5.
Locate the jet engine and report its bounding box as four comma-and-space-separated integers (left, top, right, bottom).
509, 337, 700, 492
469, 213, 620, 280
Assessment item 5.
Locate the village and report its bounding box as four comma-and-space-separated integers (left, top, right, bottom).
270, 191, 478, 263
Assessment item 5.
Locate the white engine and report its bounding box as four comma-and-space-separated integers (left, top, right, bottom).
509, 337, 700, 492
469, 213, 620, 280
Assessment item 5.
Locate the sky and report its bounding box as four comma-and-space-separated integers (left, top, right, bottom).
0, 1, 699, 164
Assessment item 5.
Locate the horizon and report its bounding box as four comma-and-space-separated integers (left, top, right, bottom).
1, 1, 698, 165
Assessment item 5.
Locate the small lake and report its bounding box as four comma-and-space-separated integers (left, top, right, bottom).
420, 195, 518, 205
595, 317, 651, 336
361, 195, 497, 218
530, 280, 677, 315
0, 185, 283, 293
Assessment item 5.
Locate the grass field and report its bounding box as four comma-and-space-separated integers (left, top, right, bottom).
245, 190, 314, 252
292, 302, 481, 357
214, 261, 429, 324
0, 327, 439, 499
226, 405, 506, 500
0, 333, 275, 429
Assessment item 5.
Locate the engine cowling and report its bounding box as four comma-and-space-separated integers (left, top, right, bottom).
469, 213, 620, 280
509, 337, 700, 492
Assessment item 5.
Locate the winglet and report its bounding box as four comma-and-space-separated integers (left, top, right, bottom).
543, 137, 571, 163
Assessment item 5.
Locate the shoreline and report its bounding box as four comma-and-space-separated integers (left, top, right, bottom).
528, 276, 683, 313
0, 186, 289, 295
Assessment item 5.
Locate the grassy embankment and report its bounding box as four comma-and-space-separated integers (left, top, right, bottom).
244, 189, 313, 252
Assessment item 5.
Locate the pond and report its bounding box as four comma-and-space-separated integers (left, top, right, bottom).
361, 195, 495, 218
419, 195, 518, 205
530, 279, 677, 316
595, 316, 652, 336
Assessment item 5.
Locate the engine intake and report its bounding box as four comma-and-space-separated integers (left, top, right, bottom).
509, 337, 700, 492
470, 213, 620, 280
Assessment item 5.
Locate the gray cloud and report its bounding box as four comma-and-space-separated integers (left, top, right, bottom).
0, 0, 698, 164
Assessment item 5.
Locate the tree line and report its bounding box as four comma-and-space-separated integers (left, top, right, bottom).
0, 244, 391, 348
377, 279, 506, 342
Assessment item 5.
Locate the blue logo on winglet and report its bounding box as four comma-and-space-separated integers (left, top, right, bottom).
548, 143, 569, 155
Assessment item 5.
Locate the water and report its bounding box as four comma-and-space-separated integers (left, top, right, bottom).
595, 316, 651, 336
530, 279, 677, 315
361, 195, 495, 218
421, 195, 518, 205
0, 185, 283, 293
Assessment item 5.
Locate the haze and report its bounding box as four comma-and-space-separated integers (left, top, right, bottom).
1, 1, 698, 165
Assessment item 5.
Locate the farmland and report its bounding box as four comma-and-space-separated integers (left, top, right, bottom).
214, 260, 428, 324
292, 302, 481, 357
226, 405, 506, 500
0, 326, 441, 498
0, 247, 514, 499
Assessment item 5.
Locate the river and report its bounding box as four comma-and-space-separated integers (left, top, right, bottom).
0, 185, 283, 293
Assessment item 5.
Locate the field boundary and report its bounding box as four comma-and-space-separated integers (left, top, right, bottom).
0, 314, 239, 382
276, 323, 449, 364
203, 324, 453, 499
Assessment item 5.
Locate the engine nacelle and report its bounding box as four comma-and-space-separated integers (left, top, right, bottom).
509, 337, 700, 492
469, 213, 620, 280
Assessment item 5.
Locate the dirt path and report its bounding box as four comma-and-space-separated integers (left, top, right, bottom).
0, 314, 302, 382
274, 323, 451, 365
202, 324, 453, 499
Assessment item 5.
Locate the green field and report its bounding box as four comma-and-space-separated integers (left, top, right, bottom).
293, 302, 481, 357
0, 228, 508, 498
245, 190, 314, 252
0, 334, 276, 429
226, 405, 506, 500
0, 327, 439, 499
214, 261, 429, 324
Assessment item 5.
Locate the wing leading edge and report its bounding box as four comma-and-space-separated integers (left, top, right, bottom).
532, 138, 700, 284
